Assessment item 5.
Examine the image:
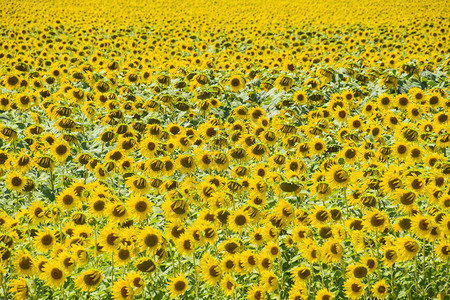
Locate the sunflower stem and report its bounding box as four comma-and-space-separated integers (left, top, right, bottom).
61, 284, 65, 300
1, 276, 8, 300
320, 263, 325, 287
193, 253, 199, 299
111, 251, 115, 291
414, 256, 419, 296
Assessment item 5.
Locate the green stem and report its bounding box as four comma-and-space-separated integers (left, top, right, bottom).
320, 263, 325, 287
1, 276, 8, 300
111, 252, 115, 290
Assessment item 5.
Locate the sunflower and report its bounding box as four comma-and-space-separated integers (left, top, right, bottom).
322, 239, 343, 263
4, 73, 22, 90
260, 271, 278, 293
396, 237, 420, 262
291, 266, 312, 283
293, 90, 308, 105
176, 234, 195, 257
309, 206, 330, 227
346, 264, 368, 279
394, 189, 417, 211
98, 226, 120, 252
404, 174, 425, 192
363, 208, 389, 232
14, 151, 33, 173
126, 271, 145, 295
0, 95, 11, 111
14, 250, 34, 276
5, 172, 25, 192
51, 141, 71, 162
229, 209, 250, 233
199, 253, 222, 285
344, 278, 365, 300
315, 288, 333, 300
310, 138, 328, 156
75, 269, 103, 292
229, 75, 246, 92
106, 202, 128, 223
126, 175, 151, 194
410, 214, 431, 238
434, 241, 450, 261
112, 279, 134, 300
275, 75, 294, 91
326, 165, 351, 190
33, 229, 55, 252
43, 262, 66, 288
220, 273, 238, 296
138, 226, 162, 253
176, 154, 197, 173
56, 189, 79, 211
371, 279, 389, 299
167, 273, 189, 298
135, 257, 157, 273
8, 278, 28, 300
377, 93, 393, 110
126, 194, 153, 222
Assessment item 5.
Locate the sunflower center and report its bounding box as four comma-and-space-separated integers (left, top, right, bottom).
418, 219, 430, 231
405, 241, 419, 253
314, 142, 323, 151
41, 234, 53, 245
298, 269, 311, 279
134, 200, 147, 212
84, 272, 101, 286
136, 258, 155, 272
438, 114, 448, 123
370, 214, 385, 227
270, 247, 279, 256
144, 234, 159, 248
235, 215, 247, 226
345, 149, 356, 159
12, 176, 23, 187
112, 205, 125, 217
209, 265, 220, 277
19, 257, 32, 270
118, 249, 130, 260
106, 233, 118, 246
351, 283, 362, 292
400, 192, 416, 205
442, 246, 450, 255
399, 218, 411, 230
183, 240, 192, 250
51, 268, 63, 280
230, 78, 240, 87
333, 170, 349, 183
353, 266, 367, 278
429, 96, 439, 105
411, 179, 422, 190
62, 195, 74, 205
93, 200, 105, 211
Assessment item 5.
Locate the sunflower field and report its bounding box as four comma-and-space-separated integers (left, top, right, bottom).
0, 0, 450, 299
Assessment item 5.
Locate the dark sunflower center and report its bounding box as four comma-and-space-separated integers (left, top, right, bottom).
235, 215, 246, 226
209, 265, 220, 277
351, 283, 362, 292
333, 170, 349, 183
175, 280, 186, 291
41, 234, 53, 245
144, 234, 159, 247
118, 249, 130, 260
12, 176, 23, 187
230, 78, 240, 87
19, 257, 32, 269
353, 266, 367, 278
51, 268, 63, 280
84, 272, 101, 286
56, 145, 68, 155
